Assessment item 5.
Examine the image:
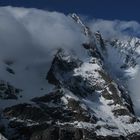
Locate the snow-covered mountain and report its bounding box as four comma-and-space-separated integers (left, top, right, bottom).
1, 8, 140, 140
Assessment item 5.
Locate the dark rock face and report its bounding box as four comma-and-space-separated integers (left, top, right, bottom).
2, 87, 98, 139
30, 126, 59, 140
46, 49, 82, 86
96, 135, 126, 140
47, 50, 95, 97
24, 125, 130, 140
0, 80, 21, 99
127, 133, 140, 140
3, 89, 97, 122
3, 103, 51, 122
6, 67, 15, 75
30, 126, 123, 140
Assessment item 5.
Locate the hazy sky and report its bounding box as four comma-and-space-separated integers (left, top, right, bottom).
0, 0, 140, 22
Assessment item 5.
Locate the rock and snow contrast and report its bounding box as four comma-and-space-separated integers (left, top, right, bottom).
0, 6, 140, 140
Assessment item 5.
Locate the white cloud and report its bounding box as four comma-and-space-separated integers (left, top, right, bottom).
1, 6, 140, 62
88, 19, 140, 39
0, 6, 87, 63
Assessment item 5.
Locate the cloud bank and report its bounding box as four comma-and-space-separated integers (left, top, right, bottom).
88, 19, 140, 39
0, 6, 87, 63
1, 6, 140, 61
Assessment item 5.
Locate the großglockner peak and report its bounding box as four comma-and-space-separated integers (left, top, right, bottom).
0, 12, 140, 140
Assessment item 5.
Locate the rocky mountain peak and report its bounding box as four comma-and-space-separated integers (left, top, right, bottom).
0, 12, 140, 140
